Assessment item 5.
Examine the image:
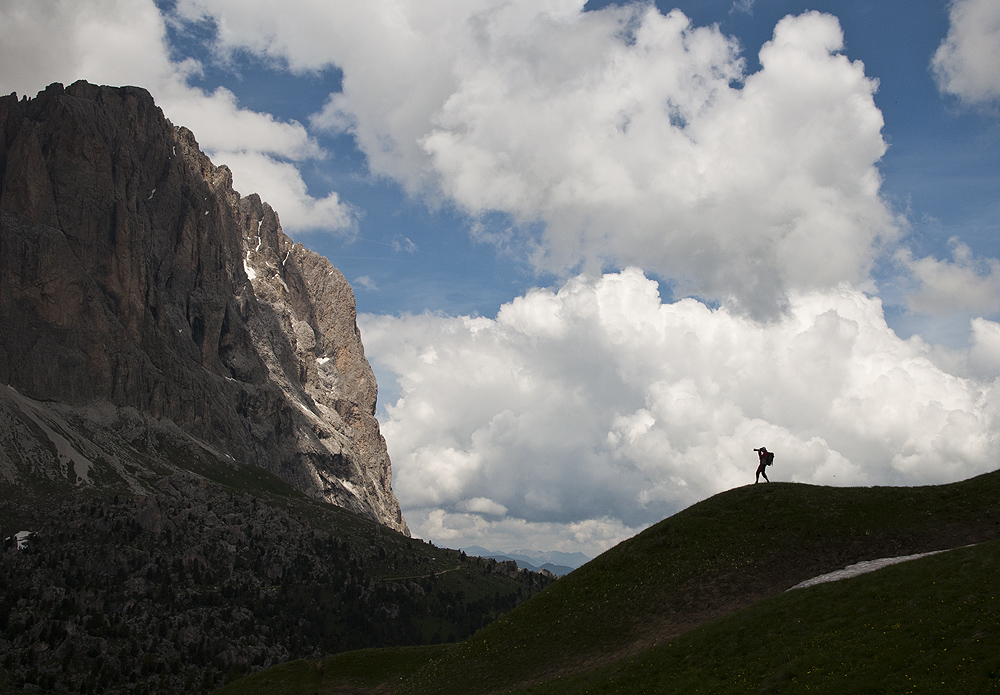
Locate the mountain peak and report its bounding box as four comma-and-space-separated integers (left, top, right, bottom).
0, 81, 407, 534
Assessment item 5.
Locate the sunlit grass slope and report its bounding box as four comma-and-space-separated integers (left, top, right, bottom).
398, 472, 1000, 694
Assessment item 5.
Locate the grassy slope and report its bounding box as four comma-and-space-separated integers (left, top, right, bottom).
216, 471, 1000, 695
210, 645, 455, 695
520, 537, 1000, 694
398, 473, 1000, 694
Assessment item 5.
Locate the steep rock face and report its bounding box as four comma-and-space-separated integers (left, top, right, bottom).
0, 81, 407, 534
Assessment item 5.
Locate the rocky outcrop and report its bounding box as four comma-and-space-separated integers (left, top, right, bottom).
0, 81, 407, 534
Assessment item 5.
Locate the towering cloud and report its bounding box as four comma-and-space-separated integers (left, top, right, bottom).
175, 1, 896, 313
416, 9, 895, 315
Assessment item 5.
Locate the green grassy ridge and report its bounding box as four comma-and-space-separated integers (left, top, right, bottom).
395, 472, 1000, 694
515, 537, 1000, 694
211, 645, 455, 695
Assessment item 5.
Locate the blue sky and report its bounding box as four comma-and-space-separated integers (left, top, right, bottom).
2, 0, 999, 556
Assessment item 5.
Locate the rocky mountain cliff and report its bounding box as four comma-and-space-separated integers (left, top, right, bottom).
0, 80, 407, 534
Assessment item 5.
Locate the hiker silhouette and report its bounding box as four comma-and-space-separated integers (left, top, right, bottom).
754, 447, 774, 483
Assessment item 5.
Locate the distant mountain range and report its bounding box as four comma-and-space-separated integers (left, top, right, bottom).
462, 546, 591, 576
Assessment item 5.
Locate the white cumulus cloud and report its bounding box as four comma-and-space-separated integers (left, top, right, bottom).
361, 269, 1000, 553
897, 239, 1000, 316
162, 2, 898, 314
969, 318, 1000, 377
210, 150, 357, 233
932, 0, 1000, 106
422, 9, 896, 314
0, 0, 191, 98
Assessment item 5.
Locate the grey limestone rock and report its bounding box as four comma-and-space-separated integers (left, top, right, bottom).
0, 81, 408, 534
